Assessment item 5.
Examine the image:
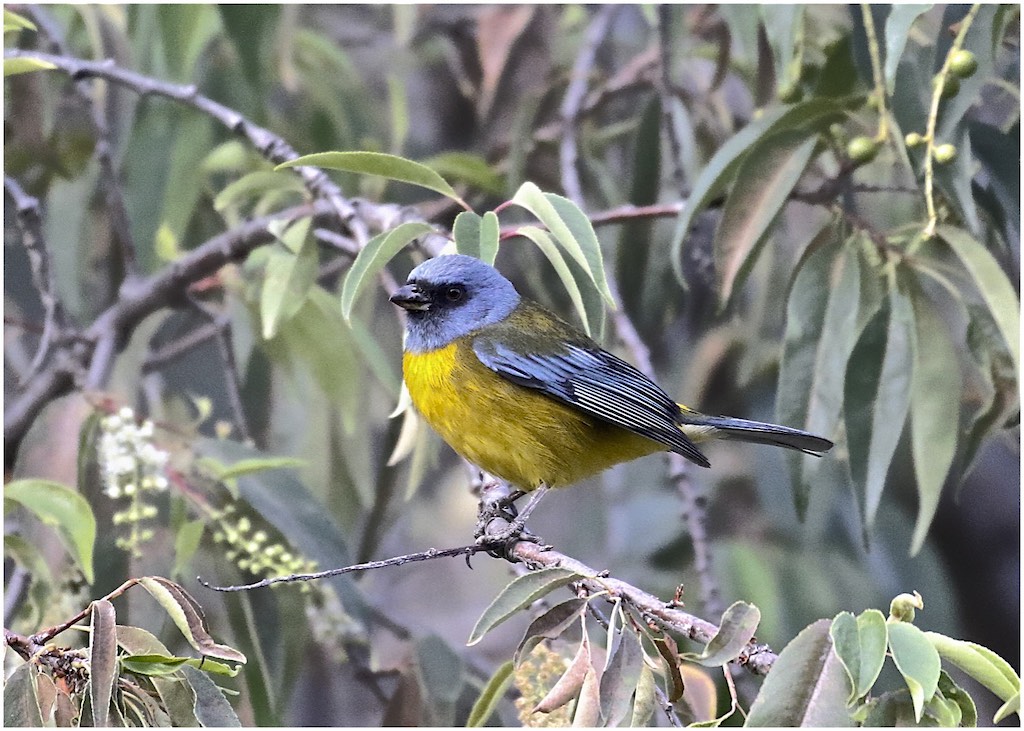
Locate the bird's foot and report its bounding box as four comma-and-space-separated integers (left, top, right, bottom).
473, 484, 551, 561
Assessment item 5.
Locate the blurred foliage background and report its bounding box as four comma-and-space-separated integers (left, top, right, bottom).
4, 4, 1020, 726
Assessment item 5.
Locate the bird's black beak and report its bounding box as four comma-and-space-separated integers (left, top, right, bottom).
390, 284, 431, 312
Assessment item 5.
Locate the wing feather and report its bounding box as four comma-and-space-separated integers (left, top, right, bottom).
473, 338, 710, 467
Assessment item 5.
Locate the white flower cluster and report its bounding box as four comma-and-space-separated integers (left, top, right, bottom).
98, 407, 169, 499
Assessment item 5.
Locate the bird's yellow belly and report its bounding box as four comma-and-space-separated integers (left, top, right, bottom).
402, 343, 661, 490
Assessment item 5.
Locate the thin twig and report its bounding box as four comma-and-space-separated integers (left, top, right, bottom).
559, 5, 618, 204
4, 175, 69, 378
669, 454, 724, 621
860, 4, 891, 145
188, 297, 253, 444
142, 321, 222, 373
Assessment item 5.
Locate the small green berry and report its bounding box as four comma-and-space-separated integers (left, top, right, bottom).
904, 132, 924, 148
933, 143, 957, 164
932, 74, 960, 99
777, 81, 803, 103
847, 136, 880, 164
948, 49, 978, 78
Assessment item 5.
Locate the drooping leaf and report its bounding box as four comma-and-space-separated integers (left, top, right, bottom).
745, 619, 853, 726
571, 665, 602, 727
214, 171, 305, 213
121, 653, 239, 677
4, 9, 37, 31
535, 627, 591, 714
760, 6, 805, 93
713, 129, 819, 309
468, 567, 583, 646
210, 456, 307, 481
937, 670, 978, 727
277, 151, 468, 208
89, 600, 118, 727
925, 632, 1021, 705
180, 665, 241, 727
670, 97, 851, 284
630, 664, 657, 727
844, 285, 913, 530
4, 479, 96, 584
692, 601, 761, 666
138, 577, 247, 664
3, 663, 42, 727
420, 151, 505, 197
466, 660, 514, 727
260, 218, 317, 339
4, 56, 57, 76
937, 225, 1019, 375
514, 597, 588, 666
884, 5, 933, 92
888, 621, 941, 722
516, 225, 598, 337
599, 627, 644, 726
907, 278, 961, 555
340, 221, 435, 320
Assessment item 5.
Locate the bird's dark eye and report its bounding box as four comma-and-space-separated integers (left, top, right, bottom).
445, 286, 465, 303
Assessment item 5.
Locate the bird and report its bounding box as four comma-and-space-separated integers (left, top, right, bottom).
390, 254, 833, 501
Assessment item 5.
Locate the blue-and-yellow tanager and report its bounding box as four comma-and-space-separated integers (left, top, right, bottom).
390, 254, 832, 492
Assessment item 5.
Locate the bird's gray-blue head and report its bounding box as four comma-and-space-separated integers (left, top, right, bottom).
390, 254, 521, 352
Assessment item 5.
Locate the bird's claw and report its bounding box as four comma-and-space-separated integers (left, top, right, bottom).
475, 517, 543, 561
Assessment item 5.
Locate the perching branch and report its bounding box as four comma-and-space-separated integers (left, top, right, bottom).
199, 533, 778, 677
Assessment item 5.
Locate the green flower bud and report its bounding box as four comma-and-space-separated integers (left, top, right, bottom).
948, 49, 978, 78
933, 143, 957, 164
847, 136, 880, 164
932, 74, 960, 99
904, 132, 924, 148
889, 591, 924, 622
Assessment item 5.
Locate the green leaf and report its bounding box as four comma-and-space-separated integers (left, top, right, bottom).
211, 456, 306, 481
861, 689, 919, 726
152, 674, 200, 726
3, 663, 42, 726
466, 660, 514, 727
630, 664, 657, 727
907, 278, 961, 555
510, 182, 614, 305
5, 479, 96, 584
692, 601, 761, 666
277, 151, 468, 208
937, 225, 1020, 376
776, 227, 861, 516
467, 567, 583, 646
453, 211, 483, 259
479, 211, 500, 266
516, 225, 598, 337
670, 97, 850, 284
713, 130, 818, 309
830, 609, 888, 702
213, 171, 304, 213
138, 577, 247, 665
4, 533, 54, 625
121, 653, 240, 677
260, 218, 317, 339
883, 5, 933, 93
888, 621, 941, 722
745, 619, 853, 726
995, 692, 1019, 724
925, 632, 1020, 704
937, 670, 977, 727
844, 285, 913, 530
514, 597, 588, 667
180, 665, 241, 727
4, 9, 37, 32
89, 600, 118, 727
416, 635, 464, 726
600, 627, 644, 726
421, 151, 505, 197
340, 221, 435, 320
3, 57, 56, 76
760, 6, 804, 92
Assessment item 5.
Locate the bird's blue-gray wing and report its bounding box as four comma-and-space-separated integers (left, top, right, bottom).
472, 337, 710, 467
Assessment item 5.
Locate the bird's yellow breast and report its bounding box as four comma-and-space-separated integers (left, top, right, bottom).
402, 341, 662, 490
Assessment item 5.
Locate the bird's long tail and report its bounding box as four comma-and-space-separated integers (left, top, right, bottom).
677, 409, 834, 456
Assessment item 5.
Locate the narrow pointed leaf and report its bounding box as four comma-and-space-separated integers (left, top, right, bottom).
994, 692, 1019, 724
341, 221, 435, 320
925, 632, 1020, 703
152, 676, 200, 727
746, 619, 854, 726
4, 9, 37, 31
277, 151, 467, 208
4, 664, 42, 726
89, 600, 118, 727
466, 660, 514, 727
4, 57, 57, 76
571, 666, 602, 727
938, 225, 1020, 374
844, 286, 913, 529
180, 665, 241, 727
213, 170, 304, 213
599, 628, 644, 726
468, 567, 582, 645
138, 577, 247, 664
121, 654, 239, 677
630, 664, 657, 727
714, 130, 818, 309
517, 226, 596, 337
888, 621, 941, 722
907, 280, 961, 554
670, 97, 849, 283
937, 670, 978, 727
884, 6, 933, 93
260, 218, 316, 339
535, 627, 591, 713
5, 479, 96, 584
514, 597, 588, 666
